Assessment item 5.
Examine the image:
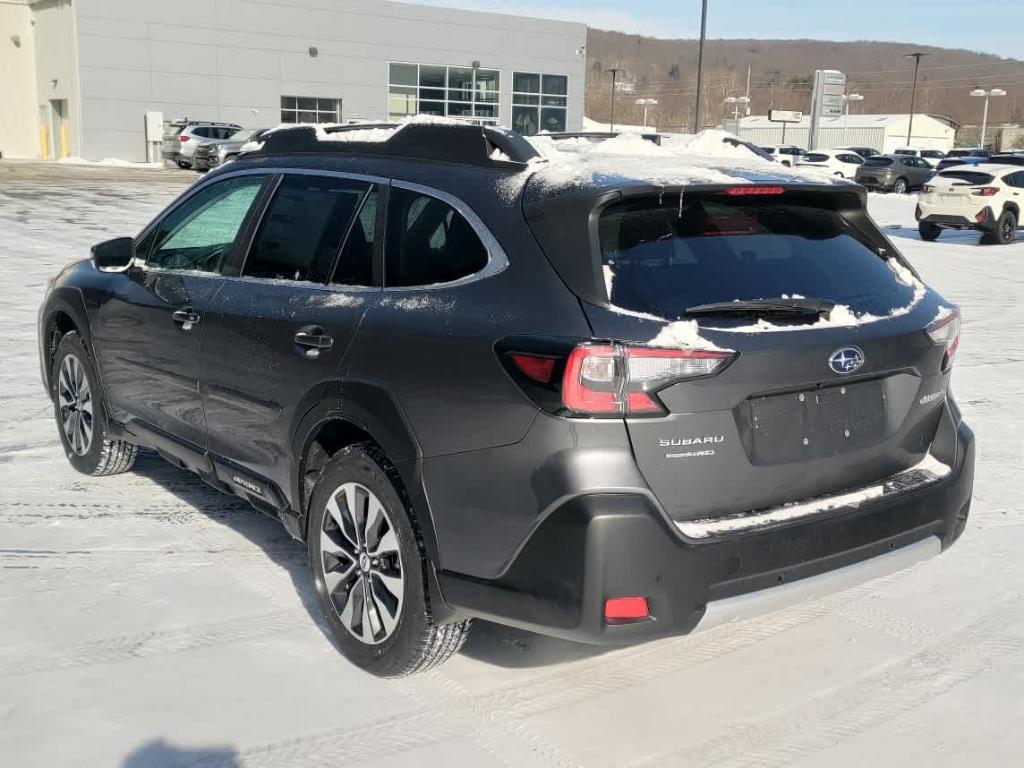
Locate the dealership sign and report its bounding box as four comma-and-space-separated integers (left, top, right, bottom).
768, 109, 803, 123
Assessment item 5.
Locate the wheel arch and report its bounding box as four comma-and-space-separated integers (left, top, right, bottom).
40, 290, 93, 396
291, 381, 437, 558
1002, 200, 1020, 218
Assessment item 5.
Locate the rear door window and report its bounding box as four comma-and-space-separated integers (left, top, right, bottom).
384, 187, 488, 287
243, 174, 369, 283
598, 194, 917, 321
804, 153, 829, 163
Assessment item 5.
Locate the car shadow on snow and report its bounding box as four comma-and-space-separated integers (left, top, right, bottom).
121, 737, 239, 768
881, 224, 986, 246
128, 450, 610, 670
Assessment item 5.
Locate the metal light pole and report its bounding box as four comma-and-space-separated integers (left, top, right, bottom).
842, 93, 863, 145
904, 52, 930, 146
635, 98, 658, 128
971, 88, 1006, 148
693, 0, 709, 133
607, 67, 623, 133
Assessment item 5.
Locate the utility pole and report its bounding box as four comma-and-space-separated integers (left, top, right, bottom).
607, 67, 623, 133
904, 52, 930, 146
693, 0, 709, 133
745, 64, 751, 113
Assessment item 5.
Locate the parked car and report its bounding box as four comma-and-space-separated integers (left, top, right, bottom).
894, 148, 947, 160
854, 154, 934, 193
987, 154, 1024, 167
917, 163, 1024, 244
835, 145, 880, 158
38, 121, 974, 677
759, 144, 807, 166
162, 120, 242, 169
934, 156, 988, 173
945, 148, 993, 159
795, 149, 865, 177
192, 128, 270, 171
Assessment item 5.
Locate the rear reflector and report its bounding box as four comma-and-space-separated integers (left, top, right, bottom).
724, 185, 786, 196
562, 344, 734, 416
508, 353, 556, 384
604, 596, 649, 622
927, 308, 961, 371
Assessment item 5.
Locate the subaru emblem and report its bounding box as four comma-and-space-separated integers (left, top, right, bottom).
828, 346, 865, 375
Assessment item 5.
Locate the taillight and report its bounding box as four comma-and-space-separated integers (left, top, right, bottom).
922, 184, 935, 193
927, 308, 961, 371
724, 185, 786, 196
605, 596, 650, 623
508, 353, 556, 384
562, 343, 733, 416
179, 135, 190, 142
971, 186, 998, 196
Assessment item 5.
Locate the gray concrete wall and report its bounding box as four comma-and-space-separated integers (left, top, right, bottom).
71, 0, 586, 161
0, 1, 39, 158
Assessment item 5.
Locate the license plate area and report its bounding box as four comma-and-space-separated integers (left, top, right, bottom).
740, 380, 889, 465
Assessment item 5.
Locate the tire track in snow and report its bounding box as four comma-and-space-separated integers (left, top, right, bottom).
0, 609, 313, 679
628, 593, 1024, 768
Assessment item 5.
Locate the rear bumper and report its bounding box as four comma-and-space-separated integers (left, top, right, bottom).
437, 417, 974, 644
919, 206, 995, 230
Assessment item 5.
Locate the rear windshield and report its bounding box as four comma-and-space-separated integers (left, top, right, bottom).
803, 153, 830, 163
864, 157, 893, 167
598, 195, 917, 321
164, 125, 184, 137
939, 171, 994, 185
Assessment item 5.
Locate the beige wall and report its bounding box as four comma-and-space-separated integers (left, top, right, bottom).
0, 1, 40, 158
33, 0, 80, 157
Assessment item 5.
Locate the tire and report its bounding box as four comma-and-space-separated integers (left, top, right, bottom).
892, 177, 908, 194
307, 444, 470, 677
918, 222, 941, 241
51, 332, 137, 476
176, 160, 191, 170
994, 209, 1017, 245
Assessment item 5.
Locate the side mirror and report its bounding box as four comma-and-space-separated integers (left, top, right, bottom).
91, 237, 135, 272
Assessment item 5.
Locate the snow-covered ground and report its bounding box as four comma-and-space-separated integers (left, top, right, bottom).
1, 164, 1022, 768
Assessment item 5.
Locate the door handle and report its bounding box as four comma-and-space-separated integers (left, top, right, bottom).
172, 309, 201, 329
294, 327, 334, 358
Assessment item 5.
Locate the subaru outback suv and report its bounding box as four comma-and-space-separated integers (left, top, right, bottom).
39, 122, 975, 677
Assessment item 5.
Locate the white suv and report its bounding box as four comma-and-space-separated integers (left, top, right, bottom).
760, 144, 806, 167
917, 164, 1024, 244
795, 149, 865, 178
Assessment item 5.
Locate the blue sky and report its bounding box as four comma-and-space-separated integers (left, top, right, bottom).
407, 1, 1023, 59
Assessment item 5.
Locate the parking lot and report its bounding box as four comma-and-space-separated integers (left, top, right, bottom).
1, 160, 1022, 768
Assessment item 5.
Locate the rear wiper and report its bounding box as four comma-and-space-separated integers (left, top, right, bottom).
684, 297, 835, 318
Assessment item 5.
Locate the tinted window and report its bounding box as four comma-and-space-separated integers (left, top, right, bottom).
894, 149, 915, 155
148, 176, 264, 272
939, 171, 994, 185
333, 188, 378, 287
244, 175, 369, 282
384, 188, 488, 287
839, 154, 863, 164
598, 194, 916, 320
804, 153, 829, 163
864, 157, 893, 167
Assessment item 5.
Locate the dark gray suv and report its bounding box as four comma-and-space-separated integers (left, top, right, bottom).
38, 123, 975, 676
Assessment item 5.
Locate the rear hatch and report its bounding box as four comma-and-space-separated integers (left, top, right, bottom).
527, 184, 953, 521
162, 123, 185, 157
925, 170, 995, 213
857, 157, 893, 185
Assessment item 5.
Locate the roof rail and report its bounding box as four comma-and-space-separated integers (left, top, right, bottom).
254, 122, 541, 168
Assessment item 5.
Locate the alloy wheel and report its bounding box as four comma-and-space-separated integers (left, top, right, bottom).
319, 482, 404, 645
58, 354, 94, 456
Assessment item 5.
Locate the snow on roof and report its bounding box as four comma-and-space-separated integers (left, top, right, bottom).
523, 130, 851, 195
263, 114, 471, 145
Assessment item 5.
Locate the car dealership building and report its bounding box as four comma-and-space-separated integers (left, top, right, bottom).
0, 0, 586, 161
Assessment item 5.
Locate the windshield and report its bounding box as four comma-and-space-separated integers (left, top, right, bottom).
598, 195, 916, 321
864, 157, 894, 167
